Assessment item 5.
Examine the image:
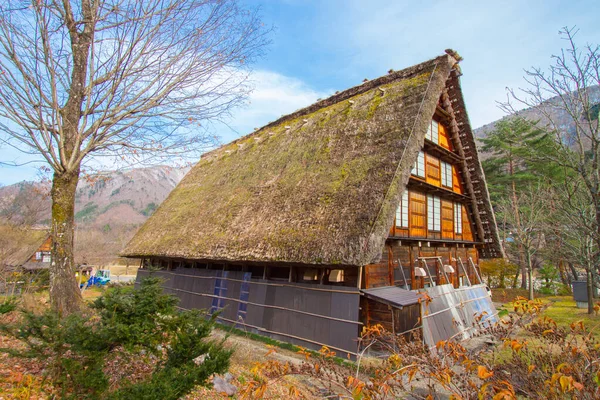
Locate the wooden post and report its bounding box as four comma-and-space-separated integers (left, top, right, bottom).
388, 246, 394, 286
357, 266, 363, 289
390, 305, 396, 335
410, 260, 416, 290
442, 89, 486, 243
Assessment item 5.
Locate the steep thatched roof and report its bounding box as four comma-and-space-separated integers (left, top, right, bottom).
0, 225, 49, 267
123, 53, 499, 266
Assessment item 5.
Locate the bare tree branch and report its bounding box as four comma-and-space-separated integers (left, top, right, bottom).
0, 0, 270, 314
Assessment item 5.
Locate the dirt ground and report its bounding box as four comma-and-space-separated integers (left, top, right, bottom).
187, 330, 331, 399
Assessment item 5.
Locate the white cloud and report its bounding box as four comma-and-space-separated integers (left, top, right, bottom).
301, 0, 600, 128
221, 70, 331, 141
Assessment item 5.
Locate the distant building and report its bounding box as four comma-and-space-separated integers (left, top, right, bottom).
2, 228, 51, 272
122, 52, 502, 354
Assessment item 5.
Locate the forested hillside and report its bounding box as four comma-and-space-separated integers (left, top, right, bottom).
474, 85, 600, 145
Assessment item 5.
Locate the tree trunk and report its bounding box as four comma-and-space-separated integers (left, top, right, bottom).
526, 252, 534, 300
509, 163, 527, 289
587, 268, 594, 315
557, 259, 569, 287
569, 262, 579, 281
512, 265, 520, 289
50, 168, 83, 315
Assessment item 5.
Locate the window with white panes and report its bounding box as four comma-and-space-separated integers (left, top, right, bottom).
411, 151, 425, 178
395, 191, 409, 228
427, 195, 441, 231
441, 161, 453, 188
454, 202, 463, 234
426, 120, 439, 144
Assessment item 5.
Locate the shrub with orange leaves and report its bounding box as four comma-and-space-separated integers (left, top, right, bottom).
241, 298, 600, 399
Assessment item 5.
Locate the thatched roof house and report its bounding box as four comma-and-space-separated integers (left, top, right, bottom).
123, 52, 502, 354
123, 53, 501, 265
1, 225, 51, 271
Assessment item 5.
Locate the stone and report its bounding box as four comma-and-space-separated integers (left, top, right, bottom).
213, 375, 237, 396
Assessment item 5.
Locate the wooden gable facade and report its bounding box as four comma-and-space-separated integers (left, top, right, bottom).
123, 53, 502, 355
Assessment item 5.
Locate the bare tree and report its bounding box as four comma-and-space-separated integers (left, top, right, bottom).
0, 182, 50, 225
0, 0, 269, 314
503, 27, 600, 311
498, 185, 548, 300
547, 176, 598, 313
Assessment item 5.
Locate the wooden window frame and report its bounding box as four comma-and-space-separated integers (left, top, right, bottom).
426, 120, 439, 144
395, 191, 409, 228
441, 161, 453, 188
411, 150, 425, 178
454, 202, 463, 234
427, 194, 441, 232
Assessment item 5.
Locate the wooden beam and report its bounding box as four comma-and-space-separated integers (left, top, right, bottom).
357, 266, 363, 289
441, 89, 486, 243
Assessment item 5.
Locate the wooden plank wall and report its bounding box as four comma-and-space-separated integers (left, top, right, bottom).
359, 297, 421, 338
438, 122, 452, 151
409, 192, 427, 237
365, 243, 480, 290
136, 268, 361, 355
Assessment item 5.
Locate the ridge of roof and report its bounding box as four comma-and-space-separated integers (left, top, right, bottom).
202, 53, 455, 160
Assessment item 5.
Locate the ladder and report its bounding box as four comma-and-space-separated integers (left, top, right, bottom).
417, 256, 451, 287
468, 257, 483, 285
457, 257, 472, 287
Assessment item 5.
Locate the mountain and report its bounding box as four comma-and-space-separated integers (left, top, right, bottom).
0, 165, 189, 265
474, 85, 600, 143
73, 165, 189, 228
0, 165, 189, 227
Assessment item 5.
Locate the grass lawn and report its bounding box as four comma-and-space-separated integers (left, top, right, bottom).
497, 293, 600, 336
540, 295, 600, 333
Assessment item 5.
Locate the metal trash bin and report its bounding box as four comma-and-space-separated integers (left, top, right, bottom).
572, 280, 589, 309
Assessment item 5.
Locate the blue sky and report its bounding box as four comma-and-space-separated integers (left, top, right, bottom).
1, 0, 599, 185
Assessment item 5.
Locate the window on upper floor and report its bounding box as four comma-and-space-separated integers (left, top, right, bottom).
426, 120, 439, 144
441, 161, 453, 188
411, 150, 425, 178
395, 191, 409, 228
454, 202, 463, 234
427, 194, 441, 231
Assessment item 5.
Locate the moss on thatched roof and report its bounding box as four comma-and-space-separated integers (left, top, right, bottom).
123, 54, 495, 266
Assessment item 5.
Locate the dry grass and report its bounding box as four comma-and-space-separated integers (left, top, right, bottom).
81, 286, 104, 301
491, 288, 551, 303
108, 264, 139, 276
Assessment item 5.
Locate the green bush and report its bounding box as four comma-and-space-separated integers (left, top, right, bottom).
0, 297, 17, 313
0, 276, 231, 399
